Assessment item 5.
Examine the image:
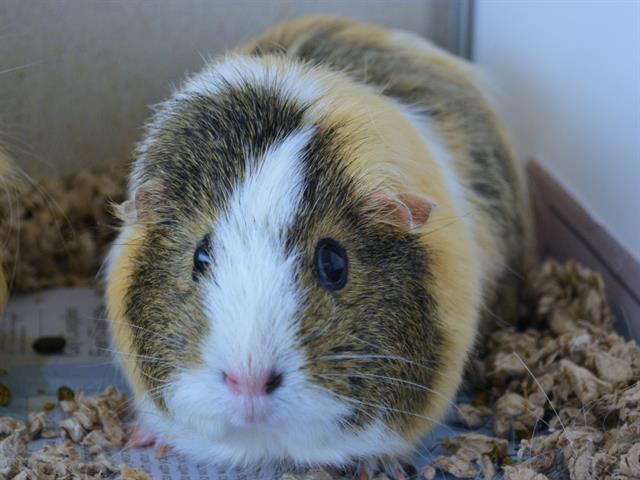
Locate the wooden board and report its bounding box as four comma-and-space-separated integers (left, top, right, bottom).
528, 161, 640, 340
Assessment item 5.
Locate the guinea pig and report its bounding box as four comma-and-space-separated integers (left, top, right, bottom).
106, 16, 525, 479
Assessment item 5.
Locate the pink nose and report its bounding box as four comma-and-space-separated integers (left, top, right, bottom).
223, 370, 283, 396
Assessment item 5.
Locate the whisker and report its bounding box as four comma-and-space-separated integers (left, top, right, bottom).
107, 320, 184, 349
98, 347, 175, 365
314, 353, 439, 371
316, 371, 464, 418
304, 383, 390, 433
308, 333, 463, 387
114, 383, 173, 416
328, 390, 458, 436
137, 369, 172, 385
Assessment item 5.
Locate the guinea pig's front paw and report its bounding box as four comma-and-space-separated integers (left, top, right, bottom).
339, 458, 418, 480
126, 422, 171, 458
126, 422, 157, 448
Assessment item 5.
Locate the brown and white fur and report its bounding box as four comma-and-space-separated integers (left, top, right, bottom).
106, 17, 525, 478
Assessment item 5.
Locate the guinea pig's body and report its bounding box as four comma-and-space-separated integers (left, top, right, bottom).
106, 17, 524, 477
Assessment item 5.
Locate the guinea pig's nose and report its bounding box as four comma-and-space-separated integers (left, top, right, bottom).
223, 370, 283, 396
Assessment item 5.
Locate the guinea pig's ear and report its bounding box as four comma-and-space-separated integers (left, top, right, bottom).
363, 191, 435, 231
121, 180, 164, 222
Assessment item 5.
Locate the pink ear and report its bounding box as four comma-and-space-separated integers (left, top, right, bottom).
364, 191, 434, 231
122, 181, 163, 220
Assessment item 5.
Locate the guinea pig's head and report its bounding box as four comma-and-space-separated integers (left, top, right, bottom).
106, 55, 474, 467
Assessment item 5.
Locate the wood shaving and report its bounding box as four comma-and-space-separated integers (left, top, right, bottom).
493, 393, 545, 437
529, 260, 613, 330
502, 466, 549, 480
478, 454, 495, 480
0, 417, 28, 477
0, 164, 127, 292
618, 443, 640, 477
440, 433, 509, 461
559, 359, 613, 404
429, 434, 509, 479
0, 386, 150, 479
280, 471, 335, 480
27, 411, 46, 439
453, 403, 492, 428
432, 454, 479, 478
118, 466, 152, 480
420, 465, 436, 480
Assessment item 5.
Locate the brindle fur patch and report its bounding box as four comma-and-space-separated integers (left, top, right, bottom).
287, 125, 441, 432
249, 17, 526, 329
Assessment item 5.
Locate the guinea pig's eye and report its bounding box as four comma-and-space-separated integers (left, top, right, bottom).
193, 235, 212, 278
314, 238, 348, 291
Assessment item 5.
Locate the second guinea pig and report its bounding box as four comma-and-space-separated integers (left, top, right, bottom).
106, 16, 525, 479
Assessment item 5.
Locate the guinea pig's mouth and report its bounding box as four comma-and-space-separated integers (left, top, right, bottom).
226, 397, 277, 428
157, 366, 355, 436
157, 367, 305, 431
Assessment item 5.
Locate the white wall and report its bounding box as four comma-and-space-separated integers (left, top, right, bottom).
474, 0, 640, 260
0, 0, 454, 177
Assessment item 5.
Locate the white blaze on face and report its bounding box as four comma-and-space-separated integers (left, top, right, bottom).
201, 129, 313, 388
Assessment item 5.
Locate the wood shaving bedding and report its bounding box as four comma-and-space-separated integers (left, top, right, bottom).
0, 164, 127, 292
427, 261, 639, 480
0, 386, 149, 479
